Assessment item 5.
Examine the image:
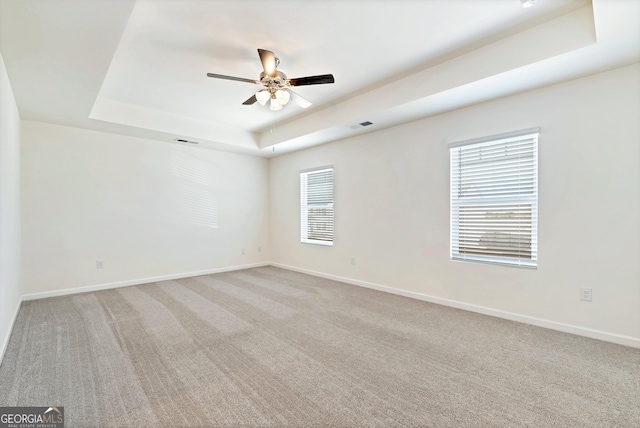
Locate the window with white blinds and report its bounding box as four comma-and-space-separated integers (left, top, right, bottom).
300, 167, 334, 246
450, 132, 538, 268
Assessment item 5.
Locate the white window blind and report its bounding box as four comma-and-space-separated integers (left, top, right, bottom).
450, 132, 538, 268
300, 167, 334, 246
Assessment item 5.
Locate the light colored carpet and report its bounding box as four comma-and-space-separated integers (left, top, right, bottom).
0, 266, 638, 427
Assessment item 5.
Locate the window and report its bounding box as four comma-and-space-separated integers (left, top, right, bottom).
450, 131, 538, 268
300, 167, 334, 246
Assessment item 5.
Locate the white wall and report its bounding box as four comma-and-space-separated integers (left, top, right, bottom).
21, 122, 270, 296
270, 64, 640, 343
0, 52, 21, 359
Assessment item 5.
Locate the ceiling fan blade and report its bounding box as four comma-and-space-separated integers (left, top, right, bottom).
206, 73, 258, 84
242, 94, 258, 105
288, 74, 335, 86
288, 90, 312, 109
258, 49, 277, 77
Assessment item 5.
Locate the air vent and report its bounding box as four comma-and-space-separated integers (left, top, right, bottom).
349, 121, 374, 130
174, 138, 199, 145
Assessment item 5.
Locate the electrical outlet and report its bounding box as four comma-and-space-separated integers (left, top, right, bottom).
241, 248, 245, 255
580, 287, 592, 302
351, 257, 355, 266
96, 260, 104, 269
258, 246, 262, 253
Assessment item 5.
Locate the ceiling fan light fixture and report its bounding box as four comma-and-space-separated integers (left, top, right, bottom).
270, 97, 283, 111
520, 0, 536, 8
276, 89, 290, 106
256, 90, 270, 106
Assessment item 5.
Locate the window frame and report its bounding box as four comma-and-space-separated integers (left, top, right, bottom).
449, 129, 539, 269
300, 166, 334, 247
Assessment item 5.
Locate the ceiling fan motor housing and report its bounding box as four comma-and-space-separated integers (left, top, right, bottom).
260, 71, 290, 97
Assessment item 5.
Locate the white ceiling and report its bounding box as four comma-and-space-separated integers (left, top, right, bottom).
0, 0, 638, 157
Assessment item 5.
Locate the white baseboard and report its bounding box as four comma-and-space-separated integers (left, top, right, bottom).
270, 263, 640, 349
8, 261, 640, 353
21, 262, 270, 301
0, 297, 22, 365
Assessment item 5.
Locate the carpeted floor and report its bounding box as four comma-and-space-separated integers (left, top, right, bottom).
0, 266, 639, 427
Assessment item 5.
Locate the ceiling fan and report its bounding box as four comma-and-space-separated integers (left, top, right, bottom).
206, 49, 335, 111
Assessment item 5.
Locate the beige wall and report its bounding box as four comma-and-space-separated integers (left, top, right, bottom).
269, 64, 640, 342
20, 122, 270, 296
0, 52, 21, 359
